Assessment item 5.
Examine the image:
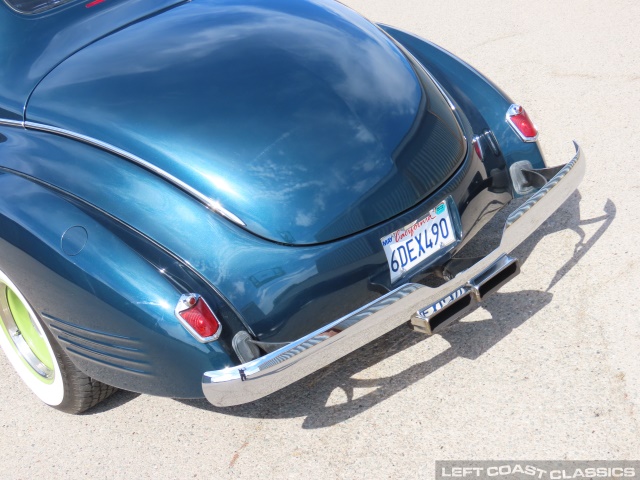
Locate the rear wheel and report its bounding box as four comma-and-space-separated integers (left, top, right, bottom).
0, 269, 117, 413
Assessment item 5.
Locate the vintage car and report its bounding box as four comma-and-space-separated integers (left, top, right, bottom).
0, 0, 584, 413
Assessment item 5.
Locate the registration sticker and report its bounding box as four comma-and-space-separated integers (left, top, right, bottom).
380, 201, 456, 283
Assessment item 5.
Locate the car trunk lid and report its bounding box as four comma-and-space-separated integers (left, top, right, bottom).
26, 0, 466, 245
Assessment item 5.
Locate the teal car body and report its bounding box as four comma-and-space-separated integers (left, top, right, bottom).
0, 0, 581, 411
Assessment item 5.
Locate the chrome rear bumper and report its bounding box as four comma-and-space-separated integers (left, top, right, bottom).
203, 143, 585, 407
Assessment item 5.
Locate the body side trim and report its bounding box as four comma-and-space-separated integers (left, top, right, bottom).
18, 121, 246, 227
0, 165, 255, 338
0, 118, 24, 128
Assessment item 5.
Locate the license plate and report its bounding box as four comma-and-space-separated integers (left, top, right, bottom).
380, 201, 456, 283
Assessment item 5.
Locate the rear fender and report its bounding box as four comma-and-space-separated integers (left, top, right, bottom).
380, 25, 547, 190
0, 171, 235, 397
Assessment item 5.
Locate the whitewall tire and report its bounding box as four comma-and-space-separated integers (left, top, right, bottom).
0, 268, 117, 413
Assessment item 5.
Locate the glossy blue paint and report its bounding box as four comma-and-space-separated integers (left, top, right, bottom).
380, 24, 547, 177
0, 0, 547, 399
0, 170, 238, 396
0, 0, 185, 119
26, 0, 467, 245
0, 122, 503, 347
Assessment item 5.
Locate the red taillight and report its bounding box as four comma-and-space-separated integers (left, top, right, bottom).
472, 137, 483, 160
176, 294, 221, 341
507, 104, 538, 142
86, 0, 107, 7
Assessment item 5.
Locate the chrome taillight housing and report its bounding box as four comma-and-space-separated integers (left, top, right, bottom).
175, 294, 222, 342
506, 104, 538, 142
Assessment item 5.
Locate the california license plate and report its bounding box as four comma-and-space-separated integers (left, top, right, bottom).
380, 201, 456, 283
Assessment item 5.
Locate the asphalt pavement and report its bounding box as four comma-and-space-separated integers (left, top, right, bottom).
1, 0, 639, 478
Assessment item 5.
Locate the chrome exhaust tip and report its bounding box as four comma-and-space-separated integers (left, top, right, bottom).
473, 255, 520, 299
411, 288, 476, 335
411, 255, 520, 335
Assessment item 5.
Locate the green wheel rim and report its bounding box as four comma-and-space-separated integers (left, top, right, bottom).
0, 284, 54, 382
6, 288, 54, 371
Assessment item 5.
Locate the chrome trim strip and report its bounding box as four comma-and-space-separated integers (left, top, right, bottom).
0, 118, 24, 128
1, 0, 75, 15
419, 62, 457, 112
202, 143, 585, 407
22, 121, 247, 227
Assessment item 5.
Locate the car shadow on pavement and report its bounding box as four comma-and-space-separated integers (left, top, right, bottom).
179, 193, 615, 428
180, 289, 553, 428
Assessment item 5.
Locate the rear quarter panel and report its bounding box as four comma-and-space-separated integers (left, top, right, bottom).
380, 24, 548, 174
0, 127, 239, 397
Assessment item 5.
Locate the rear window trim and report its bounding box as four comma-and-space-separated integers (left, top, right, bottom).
3, 0, 79, 15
